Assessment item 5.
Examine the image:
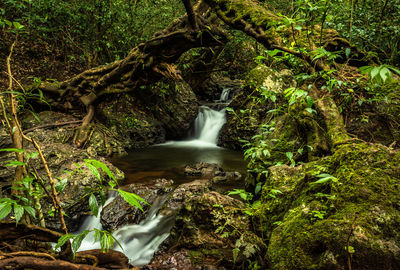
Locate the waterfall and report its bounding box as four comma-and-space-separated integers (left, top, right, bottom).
219, 88, 231, 102
193, 106, 226, 145
75, 194, 173, 266
191, 88, 231, 145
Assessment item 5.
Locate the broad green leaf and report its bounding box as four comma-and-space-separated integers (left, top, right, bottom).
55, 178, 68, 193
12, 21, 24, 30
84, 159, 115, 181
85, 162, 101, 181
118, 190, 148, 211
345, 48, 351, 58
379, 67, 391, 82
255, 182, 262, 195
286, 152, 293, 160
370, 66, 380, 80
89, 194, 99, 217
0, 203, 12, 219
72, 230, 89, 253
55, 234, 74, 250
13, 204, 24, 224
389, 66, 400, 76
23, 206, 36, 218
100, 233, 108, 251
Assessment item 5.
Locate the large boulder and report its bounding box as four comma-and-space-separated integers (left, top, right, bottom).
255, 142, 400, 269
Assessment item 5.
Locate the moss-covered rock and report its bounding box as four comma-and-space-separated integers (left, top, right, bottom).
255, 142, 400, 269
345, 81, 400, 147
166, 191, 265, 268
219, 64, 296, 150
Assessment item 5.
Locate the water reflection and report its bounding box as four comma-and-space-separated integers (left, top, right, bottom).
111, 141, 247, 185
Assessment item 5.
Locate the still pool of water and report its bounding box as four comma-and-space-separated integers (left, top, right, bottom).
110, 140, 247, 186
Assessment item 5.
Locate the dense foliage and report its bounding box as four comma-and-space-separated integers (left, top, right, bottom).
1, 0, 185, 65
266, 0, 400, 65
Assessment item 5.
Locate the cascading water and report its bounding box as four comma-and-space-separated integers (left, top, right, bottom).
193, 106, 226, 145
76, 87, 236, 266
191, 87, 231, 145
75, 194, 173, 266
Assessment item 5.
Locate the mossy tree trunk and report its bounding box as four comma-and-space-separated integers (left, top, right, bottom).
204, 0, 354, 146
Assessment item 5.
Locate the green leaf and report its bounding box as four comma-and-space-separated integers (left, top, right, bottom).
0, 203, 12, 220
293, 25, 302, 31
84, 159, 115, 181
55, 234, 74, 250
286, 152, 293, 160
255, 182, 262, 195
379, 67, 391, 82
118, 190, 148, 211
23, 206, 36, 218
0, 148, 25, 153
370, 66, 380, 80
85, 162, 101, 181
345, 48, 351, 58
232, 247, 240, 263
5, 160, 26, 167
12, 21, 24, 30
72, 230, 89, 253
89, 194, 99, 217
55, 178, 68, 193
13, 204, 24, 224
26, 151, 39, 159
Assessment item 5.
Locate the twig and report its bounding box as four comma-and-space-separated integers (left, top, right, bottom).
23, 120, 83, 133
346, 213, 358, 270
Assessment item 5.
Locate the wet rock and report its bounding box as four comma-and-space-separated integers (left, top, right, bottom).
158, 191, 264, 269
145, 249, 222, 270
159, 179, 211, 218
184, 162, 222, 177
0, 126, 11, 149
212, 172, 242, 185
101, 179, 174, 231
149, 80, 199, 140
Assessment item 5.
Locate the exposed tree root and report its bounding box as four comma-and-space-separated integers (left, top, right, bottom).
37, 5, 227, 147
0, 256, 108, 270
0, 221, 62, 243
23, 120, 83, 134
76, 250, 130, 269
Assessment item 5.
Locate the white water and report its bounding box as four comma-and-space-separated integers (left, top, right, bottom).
219, 88, 231, 102
193, 106, 226, 145
75, 194, 172, 266
76, 88, 232, 265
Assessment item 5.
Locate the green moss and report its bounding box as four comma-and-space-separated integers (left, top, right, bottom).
255, 142, 400, 269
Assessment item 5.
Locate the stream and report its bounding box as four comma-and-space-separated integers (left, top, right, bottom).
75, 88, 247, 266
